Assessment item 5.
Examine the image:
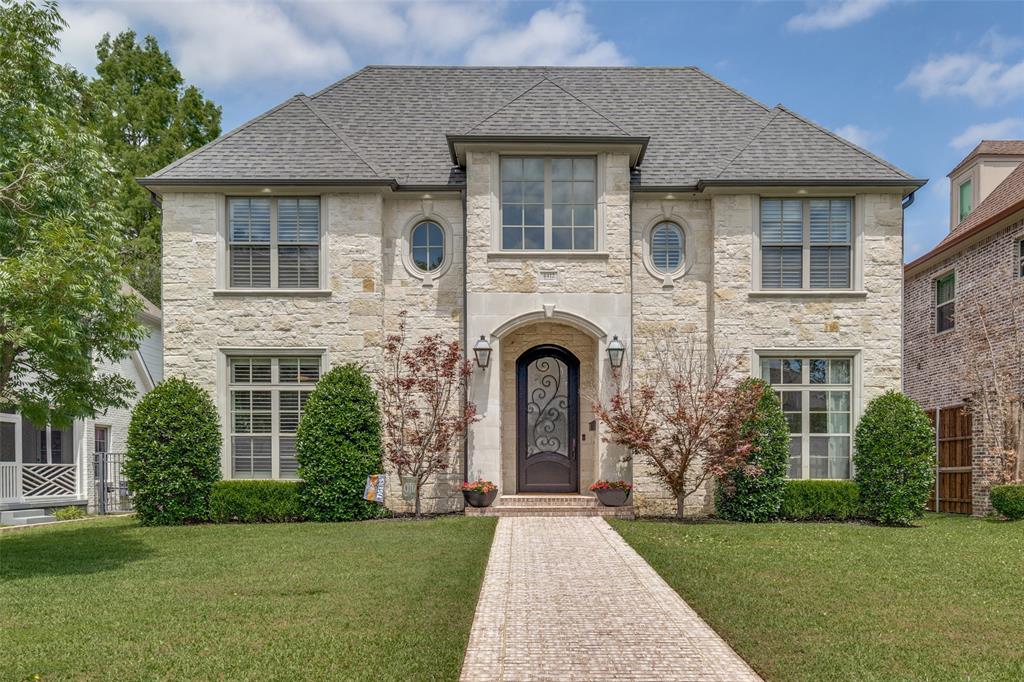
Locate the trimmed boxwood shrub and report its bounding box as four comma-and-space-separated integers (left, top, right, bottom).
716, 378, 790, 522
296, 363, 382, 522
780, 480, 861, 521
854, 391, 935, 526
210, 480, 305, 523
124, 378, 221, 526
990, 484, 1024, 520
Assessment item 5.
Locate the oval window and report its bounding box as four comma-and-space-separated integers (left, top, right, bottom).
650, 222, 684, 273
411, 221, 445, 272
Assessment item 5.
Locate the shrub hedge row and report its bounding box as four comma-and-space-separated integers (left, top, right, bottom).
210, 481, 306, 523
780, 480, 861, 521
990, 484, 1024, 520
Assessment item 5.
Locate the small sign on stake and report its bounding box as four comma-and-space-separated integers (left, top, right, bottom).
364, 474, 386, 504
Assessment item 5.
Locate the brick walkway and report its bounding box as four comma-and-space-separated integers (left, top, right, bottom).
460, 517, 761, 681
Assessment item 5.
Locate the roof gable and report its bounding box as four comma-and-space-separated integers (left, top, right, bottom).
460, 77, 632, 137
149, 96, 382, 182
714, 107, 912, 182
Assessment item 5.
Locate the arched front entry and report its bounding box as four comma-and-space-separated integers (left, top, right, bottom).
516, 344, 579, 493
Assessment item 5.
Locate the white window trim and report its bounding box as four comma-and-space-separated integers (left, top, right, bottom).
751, 348, 862, 480
489, 152, 607, 254
216, 195, 328, 292
640, 214, 693, 286
218, 348, 327, 480
751, 195, 863, 293
399, 213, 454, 285
934, 270, 956, 335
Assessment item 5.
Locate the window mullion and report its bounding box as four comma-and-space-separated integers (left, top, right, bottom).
544, 158, 552, 250
270, 199, 279, 289
803, 200, 810, 288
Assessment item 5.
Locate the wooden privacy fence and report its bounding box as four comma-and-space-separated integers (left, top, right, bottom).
926, 406, 972, 514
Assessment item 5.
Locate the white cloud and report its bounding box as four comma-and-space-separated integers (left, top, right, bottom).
56, 5, 130, 75
833, 124, 886, 152
901, 29, 1024, 106
132, 2, 351, 85
466, 3, 626, 66
787, 0, 890, 32
949, 118, 1024, 150
301, 2, 409, 48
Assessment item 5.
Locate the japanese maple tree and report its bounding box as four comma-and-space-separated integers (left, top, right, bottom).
377, 313, 478, 517
596, 331, 765, 519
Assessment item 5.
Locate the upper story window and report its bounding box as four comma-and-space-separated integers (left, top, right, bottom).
650, 222, 684, 273
936, 272, 955, 332
229, 197, 321, 289
760, 198, 852, 290
1017, 239, 1024, 278
761, 356, 853, 480
500, 156, 596, 251
229, 355, 321, 479
958, 179, 973, 222
410, 221, 445, 272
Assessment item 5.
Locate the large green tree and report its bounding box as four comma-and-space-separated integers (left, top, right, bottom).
86, 30, 221, 303
0, 0, 144, 426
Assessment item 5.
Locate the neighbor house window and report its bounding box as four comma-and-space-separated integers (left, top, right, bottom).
410, 221, 445, 272
761, 356, 853, 480
1017, 239, 1024, 278
958, 179, 973, 222
760, 198, 852, 289
229, 355, 321, 479
229, 197, 320, 289
94, 426, 109, 454
650, 222, 684, 273
936, 272, 955, 332
501, 156, 596, 251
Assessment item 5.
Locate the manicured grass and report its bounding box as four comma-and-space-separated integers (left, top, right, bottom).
611, 514, 1024, 682
1, 516, 496, 681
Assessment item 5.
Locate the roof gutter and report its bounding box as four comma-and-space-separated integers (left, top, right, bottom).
905, 197, 1024, 273
698, 178, 927, 194
445, 134, 650, 168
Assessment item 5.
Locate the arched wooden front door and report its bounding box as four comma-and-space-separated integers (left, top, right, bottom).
516, 345, 579, 493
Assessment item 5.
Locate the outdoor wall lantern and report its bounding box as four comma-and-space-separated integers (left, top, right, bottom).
607, 335, 626, 368
473, 335, 492, 369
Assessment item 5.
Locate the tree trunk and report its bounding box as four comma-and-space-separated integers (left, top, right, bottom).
414, 482, 422, 518
676, 493, 686, 520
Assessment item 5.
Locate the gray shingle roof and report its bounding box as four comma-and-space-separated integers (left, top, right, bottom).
143, 66, 921, 189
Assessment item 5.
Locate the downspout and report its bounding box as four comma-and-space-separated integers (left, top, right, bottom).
461, 187, 469, 491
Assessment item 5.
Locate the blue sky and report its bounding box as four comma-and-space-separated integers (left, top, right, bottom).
56, 0, 1024, 260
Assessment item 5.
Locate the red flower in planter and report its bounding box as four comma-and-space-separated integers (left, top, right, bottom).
462, 479, 497, 494
589, 479, 633, 492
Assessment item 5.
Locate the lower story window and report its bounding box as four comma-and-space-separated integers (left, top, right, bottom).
760, 355, 853, 479
228, 355, 321, 479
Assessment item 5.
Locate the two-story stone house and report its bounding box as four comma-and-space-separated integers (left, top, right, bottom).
904, 141, 1024, 516
142, 66, 923, 516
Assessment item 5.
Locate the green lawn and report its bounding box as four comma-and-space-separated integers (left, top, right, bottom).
610, 514, 1024, 682
1, 516, 496, 681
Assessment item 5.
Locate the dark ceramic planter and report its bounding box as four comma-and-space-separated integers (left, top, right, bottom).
463, 488, 498, 508
594, 488, 631, 507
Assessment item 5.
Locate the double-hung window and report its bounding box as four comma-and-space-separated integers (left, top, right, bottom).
1017, 239, 1024, 278
228, 197, 321, 288
500, 156, 596, 251
935, 272, 955, 332
760, 198, 852, 289
761, 356, 853, 480
229, 355, 321, 479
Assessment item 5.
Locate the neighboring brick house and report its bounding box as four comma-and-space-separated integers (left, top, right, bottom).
904, 140, 1024, 516
1, 287, 162, 522
141, 66, 923, 516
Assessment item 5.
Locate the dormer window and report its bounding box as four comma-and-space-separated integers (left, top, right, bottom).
500, 156, 596, 251
958, 179, 973, 222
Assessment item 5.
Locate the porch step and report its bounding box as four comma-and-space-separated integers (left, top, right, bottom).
0, 509, 56, 526
464, 495, 634, 518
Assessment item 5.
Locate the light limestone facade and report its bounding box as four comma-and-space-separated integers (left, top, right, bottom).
160, 166, 906, 516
